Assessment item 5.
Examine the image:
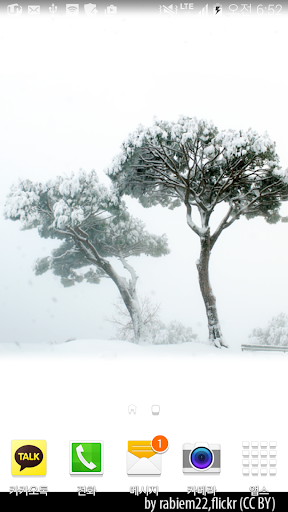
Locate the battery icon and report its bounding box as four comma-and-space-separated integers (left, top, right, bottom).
213, 3, 222, 15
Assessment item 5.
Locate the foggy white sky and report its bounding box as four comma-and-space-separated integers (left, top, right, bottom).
1, 14, 288, 347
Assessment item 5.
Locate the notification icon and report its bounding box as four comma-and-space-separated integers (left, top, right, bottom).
151, 435, 169, 454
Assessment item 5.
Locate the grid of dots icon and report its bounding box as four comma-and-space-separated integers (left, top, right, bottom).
242, 441, 277, 476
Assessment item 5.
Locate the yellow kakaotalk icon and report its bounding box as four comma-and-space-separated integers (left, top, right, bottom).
11, 440, 47, 476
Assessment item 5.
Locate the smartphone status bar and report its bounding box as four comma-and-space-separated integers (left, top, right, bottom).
0, 2, 286, 17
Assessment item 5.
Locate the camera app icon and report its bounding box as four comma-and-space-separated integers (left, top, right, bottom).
182, 442, 221, 473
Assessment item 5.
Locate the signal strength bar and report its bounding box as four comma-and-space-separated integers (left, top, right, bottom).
198, 3, 208, 16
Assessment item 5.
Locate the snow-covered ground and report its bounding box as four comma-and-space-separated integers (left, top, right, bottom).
1, 337, 287, 360
0, 338, 219, 357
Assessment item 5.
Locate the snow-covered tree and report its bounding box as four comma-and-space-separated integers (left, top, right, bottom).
108, 295, 198, 345
249, 312, 288, 346
107, 295, 162, 342
106, 116, 288, 348
152, 320, 198, 345
4, 170, 169, 343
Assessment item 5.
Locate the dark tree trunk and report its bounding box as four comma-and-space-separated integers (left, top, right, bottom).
100, 259, 145, 343
116, 279, 145, 343
67, 231, 146, 343
196, 234, 228, 348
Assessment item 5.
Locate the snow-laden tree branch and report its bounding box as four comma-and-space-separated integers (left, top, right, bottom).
4, 170, 170, 343
107, 295, 198, 345
249, 313, 288, 347
105, 116, 288, 348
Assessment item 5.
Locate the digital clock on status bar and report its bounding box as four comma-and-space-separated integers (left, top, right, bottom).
256, 4, 283, 14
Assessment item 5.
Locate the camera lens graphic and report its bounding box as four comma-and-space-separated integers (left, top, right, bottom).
191, 447, 213, 470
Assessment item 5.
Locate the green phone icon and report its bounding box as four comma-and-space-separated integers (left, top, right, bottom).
70, 441, 103, 474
